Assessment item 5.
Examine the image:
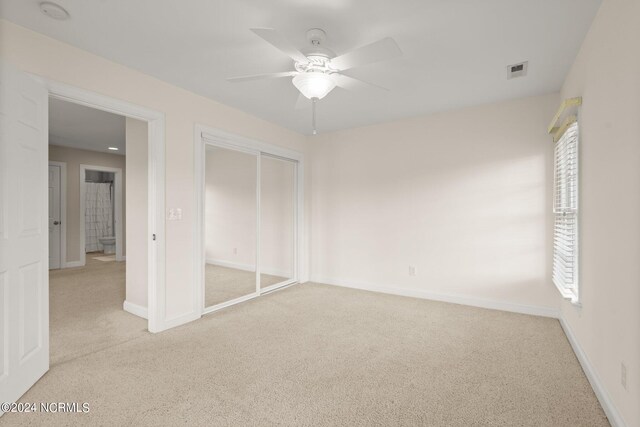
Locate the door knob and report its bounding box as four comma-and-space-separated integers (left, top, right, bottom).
53, 221, 60, 225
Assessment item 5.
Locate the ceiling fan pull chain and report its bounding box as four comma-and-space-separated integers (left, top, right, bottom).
312, 97, 318, 135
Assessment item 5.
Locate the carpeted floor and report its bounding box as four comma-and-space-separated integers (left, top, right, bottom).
48, 255, 147, 366
6, 260, 609, 426
205, 264, 288, 307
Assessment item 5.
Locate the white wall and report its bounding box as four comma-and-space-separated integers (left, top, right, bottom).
204, 149, 295, 278
559, 0, 640, 425
125, 118, 147, 310
48, 145, 126, 263
0, 19, 309, 324
309, 93, 560, 314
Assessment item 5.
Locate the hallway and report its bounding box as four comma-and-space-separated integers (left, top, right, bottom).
49, 256, 146, 366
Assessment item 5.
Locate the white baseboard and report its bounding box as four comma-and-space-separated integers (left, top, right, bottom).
206, 258, 289, 278
313, 277, 560, 318
163, 310, 201, 330
123, 300, 148, 319
559, 317, 627, 427
63, 260, 84, 268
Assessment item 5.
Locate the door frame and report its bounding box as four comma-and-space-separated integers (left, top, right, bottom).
79, 164, 123, 263
39, 77, 167, 333
194, 124, 305, 315
48, 161, 67, 269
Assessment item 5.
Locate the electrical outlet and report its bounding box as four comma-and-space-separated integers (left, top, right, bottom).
621, 362, 627, 390
233, 247, 238, 255
409, 266, 416, 276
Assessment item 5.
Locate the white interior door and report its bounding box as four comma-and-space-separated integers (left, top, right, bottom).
0, 63, 50, 410
48, 165, 61, 269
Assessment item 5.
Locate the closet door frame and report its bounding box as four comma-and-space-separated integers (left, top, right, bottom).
194, 125, 305, 315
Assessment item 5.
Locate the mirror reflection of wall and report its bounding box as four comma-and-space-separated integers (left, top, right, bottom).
260, 156, 295, 289
204, 146, 257, 308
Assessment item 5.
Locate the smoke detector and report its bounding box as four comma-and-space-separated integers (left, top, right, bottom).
507, 61, 528, 79
39, 2, 70, 20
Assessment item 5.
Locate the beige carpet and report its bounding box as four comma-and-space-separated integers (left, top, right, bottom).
93, 255, 116, 262
205, 264, 288, 307
48, 256, 147, 366
7, 263, 608, 426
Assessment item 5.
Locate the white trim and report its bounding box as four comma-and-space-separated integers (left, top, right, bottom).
260, 279, 297, 294
41, 78, 168, 333
79, 164, 123, 264
203, 292, 260, 315
256, 153, 261, 295
64, 261, 83, 268
194, 124, 306, 314
559, 317, 627, 427
314, 277, 560, 318
48, 161, 67, 269
123, 300, 148, 319
201, 127, 304, 162
162, 311, 201, 330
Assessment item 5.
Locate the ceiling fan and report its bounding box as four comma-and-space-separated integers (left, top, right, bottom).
227, 28, 402, 134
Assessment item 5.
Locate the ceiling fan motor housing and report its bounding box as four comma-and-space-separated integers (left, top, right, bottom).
306, 28, 326, 44
300, 28, 336, 61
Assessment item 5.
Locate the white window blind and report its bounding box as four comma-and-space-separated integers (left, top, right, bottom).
553, 121, 579, 303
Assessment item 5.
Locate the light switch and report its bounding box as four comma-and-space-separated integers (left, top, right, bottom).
168, 208, 182, 221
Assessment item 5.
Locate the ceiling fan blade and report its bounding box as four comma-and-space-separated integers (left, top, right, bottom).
250, 28, 309, 63
227, 71, 298, 83
331, 73, 389, 91
294, 93, 310, 110
330, 37, 402, 71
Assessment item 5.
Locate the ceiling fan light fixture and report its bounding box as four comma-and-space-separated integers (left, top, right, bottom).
292, 72, 336, 100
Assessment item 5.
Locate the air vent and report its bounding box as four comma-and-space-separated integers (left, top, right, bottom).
507, 61, 528, 79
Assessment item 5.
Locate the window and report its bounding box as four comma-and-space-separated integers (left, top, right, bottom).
553, 121, 579, 303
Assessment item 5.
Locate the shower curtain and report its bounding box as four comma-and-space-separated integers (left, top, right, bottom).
85, 182, 113, 252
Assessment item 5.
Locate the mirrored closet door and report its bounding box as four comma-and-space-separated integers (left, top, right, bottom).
204, 145, 258, 309
202, 139, 300, 313
260, 155, 296, 290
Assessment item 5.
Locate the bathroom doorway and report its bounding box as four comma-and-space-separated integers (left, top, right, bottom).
79, 165, 123, 263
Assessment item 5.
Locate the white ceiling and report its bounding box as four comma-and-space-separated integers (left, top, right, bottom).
49, 98, 126, 154
2, 0, 601, 135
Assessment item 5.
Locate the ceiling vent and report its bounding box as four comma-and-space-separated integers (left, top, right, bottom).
507, 61, 528, 79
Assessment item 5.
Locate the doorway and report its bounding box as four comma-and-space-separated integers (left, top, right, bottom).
195, 126, 304, 314
79, 165, 123, 264
46, 80, 166, 333
48, 161, 66, 269
47, 98, 148, 365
